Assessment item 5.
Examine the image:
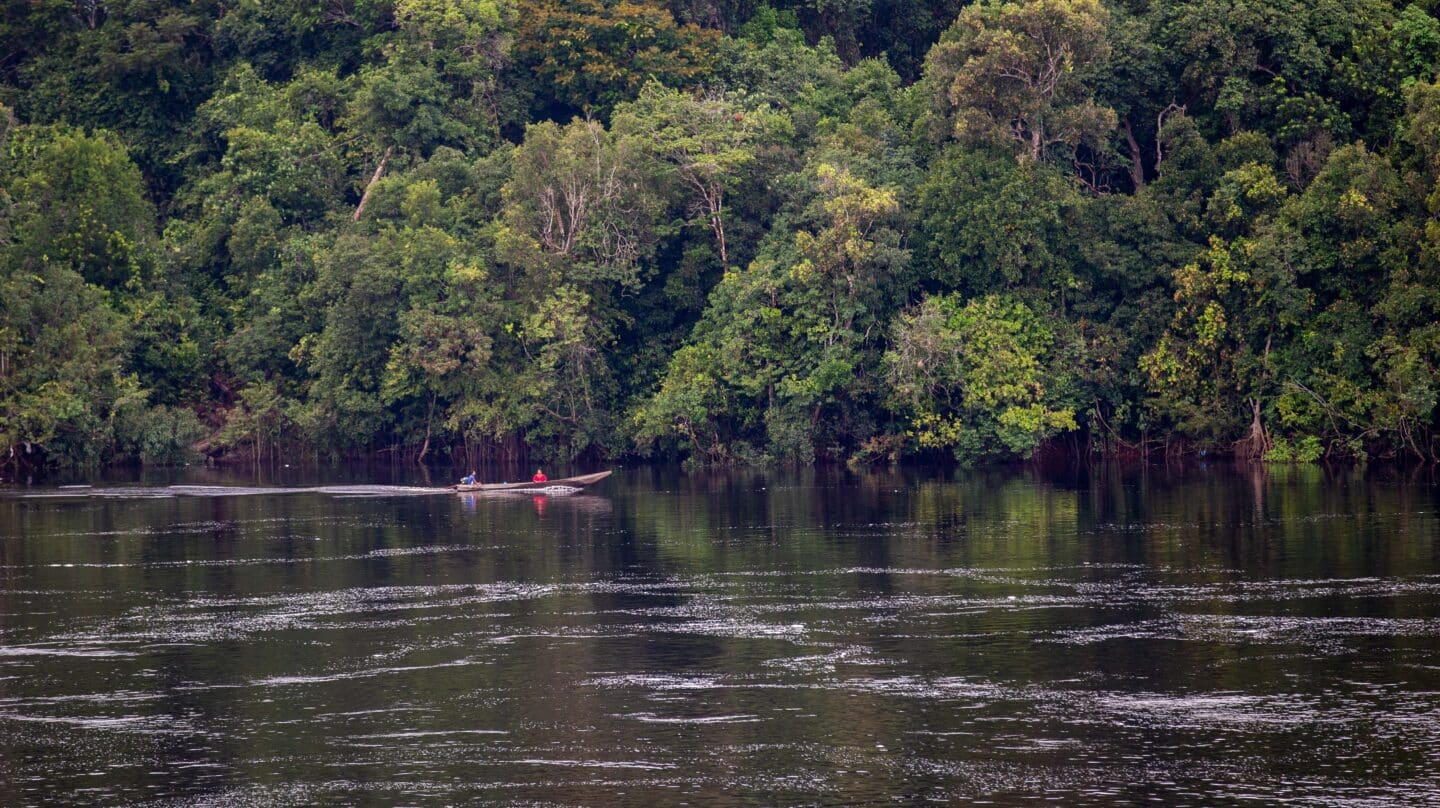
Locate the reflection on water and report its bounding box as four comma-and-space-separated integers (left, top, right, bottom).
0, 464, 1438, 806
19, 484, 449, 499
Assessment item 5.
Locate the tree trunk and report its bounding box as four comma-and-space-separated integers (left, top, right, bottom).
1239, 397, 1271, 459
1155, 102, 1186, 171
714, 213, 728, 267
353, 146, 394, 222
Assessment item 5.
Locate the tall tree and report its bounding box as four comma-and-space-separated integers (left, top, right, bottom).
923, 0, 1115, 163
614, 82, 789, 267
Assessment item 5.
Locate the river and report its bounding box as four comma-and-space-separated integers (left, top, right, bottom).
1, 464, 1437, 805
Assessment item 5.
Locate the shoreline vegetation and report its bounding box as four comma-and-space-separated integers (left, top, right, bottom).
3, 0, 1440, 476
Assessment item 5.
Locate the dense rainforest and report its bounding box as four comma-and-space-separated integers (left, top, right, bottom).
2, 0, 1440, 471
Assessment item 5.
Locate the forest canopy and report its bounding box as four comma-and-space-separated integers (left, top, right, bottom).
3, 0, 1440, 469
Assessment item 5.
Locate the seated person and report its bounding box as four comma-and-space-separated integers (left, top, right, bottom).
461, 471, 477, 485
532, 469, 547, 483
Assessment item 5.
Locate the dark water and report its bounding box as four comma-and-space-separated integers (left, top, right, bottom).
1, 465, 1438, 806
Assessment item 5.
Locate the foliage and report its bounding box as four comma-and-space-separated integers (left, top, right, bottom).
923, 0, 1115, 163
613, 82, 790, 266
513, 0, 720, 116
497, 118, 664, 288
885, 294, 1076, 463
3, 125, 155, 288
1264, 434, 1325, 463
4, 0, 1440, 468
917, 145, 1079, 298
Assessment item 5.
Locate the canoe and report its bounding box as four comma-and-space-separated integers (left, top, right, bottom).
453, 470, 613, 493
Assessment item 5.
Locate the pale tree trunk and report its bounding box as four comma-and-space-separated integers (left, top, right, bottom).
712, 210, 727, 266
708, 184, 727, 266
353, 146, 394, 222
1155, 103, 1186, 172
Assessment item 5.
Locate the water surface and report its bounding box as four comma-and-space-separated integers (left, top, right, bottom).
1, 465, 1438, 805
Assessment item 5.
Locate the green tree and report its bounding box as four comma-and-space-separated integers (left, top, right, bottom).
884, 293, 1077, 462
0, 122, 200, 467
217, 379, 291, 463
632, 342, 732, 461
514, 0, 719, 115
0, 262, 128, 467
636, 161, 907, 461
1139, 219, 1308, 455
3, 126, 154, 288
614, 82, 789, 267
297, 224, 471, 452
382, 258, 500, 461
497, 118, 665, 290
917, 144, 1080, 301
923, 0, 1115, 163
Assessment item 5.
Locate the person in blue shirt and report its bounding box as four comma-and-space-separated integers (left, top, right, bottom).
460, 470, 477, 485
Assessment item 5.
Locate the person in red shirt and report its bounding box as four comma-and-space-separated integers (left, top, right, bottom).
532, 469, 547, 483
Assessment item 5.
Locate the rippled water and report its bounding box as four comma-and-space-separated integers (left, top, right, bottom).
1, 465, 1438, 806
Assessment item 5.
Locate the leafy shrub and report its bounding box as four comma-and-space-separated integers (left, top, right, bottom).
1264, 435, 1325, 463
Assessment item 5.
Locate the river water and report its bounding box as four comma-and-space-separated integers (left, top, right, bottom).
1, 464, 1437, 806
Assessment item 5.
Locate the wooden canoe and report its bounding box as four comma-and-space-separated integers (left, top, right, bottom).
453, 470, 613, 492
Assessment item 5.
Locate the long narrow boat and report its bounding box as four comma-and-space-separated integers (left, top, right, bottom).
452, 470, 613, 493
